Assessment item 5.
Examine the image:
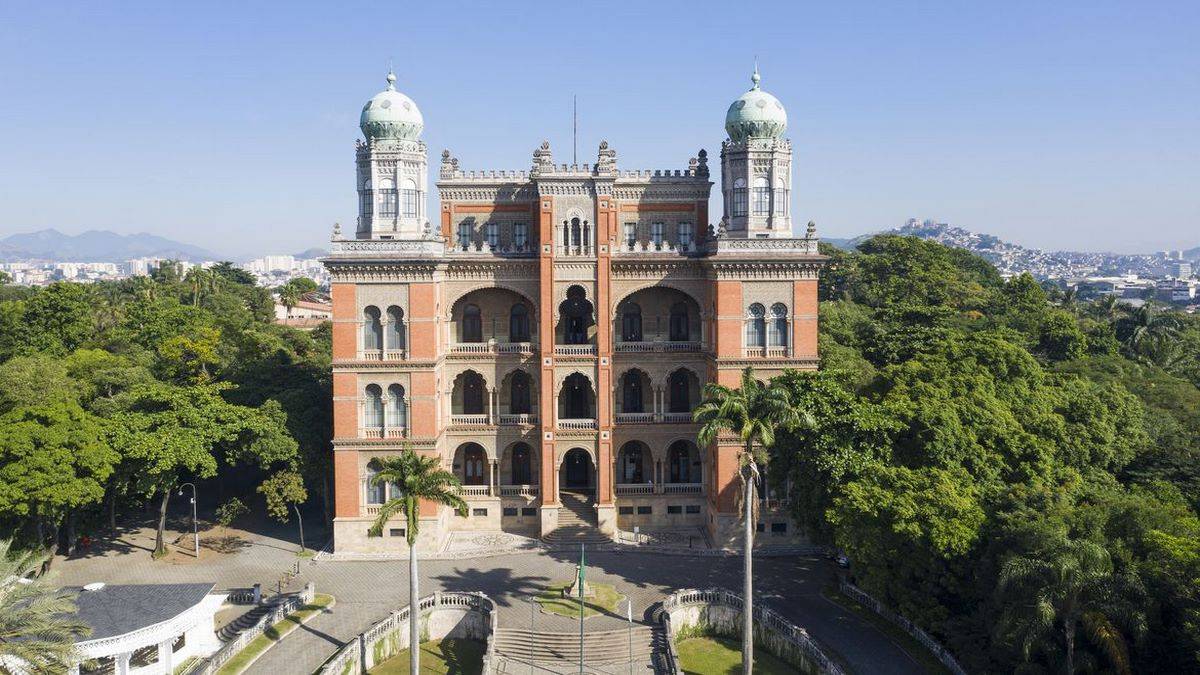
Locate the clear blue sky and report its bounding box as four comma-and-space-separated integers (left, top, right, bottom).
1, 1, 1197, 257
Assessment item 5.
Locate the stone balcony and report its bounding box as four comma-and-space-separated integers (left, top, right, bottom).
743, 346, 790, 358
553, 344, 597, 357
448, 342, 535, 356
613, 341, 702, 353
357, 349, 407, 361
557, 418, 597, 431
359, 426, 407, 439
615, 412, 694, 424
616, 482, 704, 496
449, 414, 538, 427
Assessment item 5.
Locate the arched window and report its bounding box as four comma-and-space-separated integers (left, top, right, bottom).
461, 444, 487, 485
752, 177, 771, 216
570, 218, 582, 253
360, 179, 373, 217
510, 443, 532, 485
364, 384, 384, 431
769, 303, 788, 347
365, 460, 385, 505
509, 371, 531, 415
668, 441, 695, 483
457, 222, 472, 250
509, 304, 530, 342
386, 306, 405, 350
773, 179, 788, 216
400, 178, 419, 218
363, 306, 383, 351
560, 286, 593, 345
621, 372, 644, 413
669, 302, 689, 341
746, 303, 766, 348
669, 370, 693, 413
377, 178, 398, 218
621, 303, 643, 342
732, 178, 748, 217
676, 222, 694, 249
619, 442, 646, 483
462, 304, 483, 343
560, 373, 592, 419
461, 372, 486, 414
387, 384, 406, 429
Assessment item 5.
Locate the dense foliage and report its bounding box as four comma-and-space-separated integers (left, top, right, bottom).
0, 266, 331, 557
772, 235, 1200, 673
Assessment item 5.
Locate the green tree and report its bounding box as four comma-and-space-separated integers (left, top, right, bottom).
285, 277, 319, 295
694, 368, 808, 675
210, 261, 256, 287
996, 536, 1146, 675
21, 283, 95, 355
277, 284, 301, 318
258, 470, 309, 551
368, 448, 467, 675
1117, 303, 1182, 363
0, 540, 90, 674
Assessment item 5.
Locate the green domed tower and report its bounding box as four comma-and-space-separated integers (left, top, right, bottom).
720, 66, 793, 238
355, 70, 429, 239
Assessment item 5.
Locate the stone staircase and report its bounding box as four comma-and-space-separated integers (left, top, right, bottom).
216, 603, 271, 642
492, 626, 661, 673
544, 491, 611, 545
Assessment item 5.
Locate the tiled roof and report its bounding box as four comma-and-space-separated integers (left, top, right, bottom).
68, 583, 215, 640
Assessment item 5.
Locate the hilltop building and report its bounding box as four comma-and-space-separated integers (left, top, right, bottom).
324, 68, 825, 553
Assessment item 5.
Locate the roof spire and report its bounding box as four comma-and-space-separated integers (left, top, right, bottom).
386, 60, 396, 91
751, 58, 761, 90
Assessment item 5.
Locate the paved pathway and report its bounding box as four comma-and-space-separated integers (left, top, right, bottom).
53, 524, 926, 675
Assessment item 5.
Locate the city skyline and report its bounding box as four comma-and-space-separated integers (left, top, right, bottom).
1, 1, 1197, 256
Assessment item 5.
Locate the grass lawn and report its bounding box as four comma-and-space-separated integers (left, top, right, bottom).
535, 580, 625, 618
214, 593, 335, 675
821, 585, 953, 675
677, 636, 797, 675
368, 638, 485, 674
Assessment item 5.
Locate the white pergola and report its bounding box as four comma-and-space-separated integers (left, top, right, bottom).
69, 584, 225, 675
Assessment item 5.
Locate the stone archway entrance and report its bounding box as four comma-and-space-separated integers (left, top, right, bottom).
561, 448, 593, 490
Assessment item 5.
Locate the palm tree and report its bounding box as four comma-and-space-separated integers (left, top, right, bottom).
0, 540, 90, 674
1089, 293, 1122, 321
694, 368, 809, 675
996, 537, 1146, 675
1118, 302, 1182, 362
277, 284, 301, 319
1058, 286, 1078, 314
368, 448, 467, 674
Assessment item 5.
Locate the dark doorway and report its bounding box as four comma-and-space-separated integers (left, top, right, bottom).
562, 448, 592, 489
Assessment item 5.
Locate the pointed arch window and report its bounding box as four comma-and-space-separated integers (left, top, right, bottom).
509, 371, 531, 415
363, 306, 383, 351
462, 372, 486, 414
669, 441, 695, 484
400, 178, 419, 218
509, 303, 530, 342
510, 443, 532, 485
746, 303, 766, 348
620, 442, 646, 483
669, 302, 689, 341
462, 444, 487, 485
669, 370, 693, 413
365, 460, 385, 505
621, 372, 644, 413
456, 222, 472, 250
386, 306, 405, 350
462, 304, 483, 343
677, 222, 694, 249
387, 384, 407, 429
377, 178, 398, 218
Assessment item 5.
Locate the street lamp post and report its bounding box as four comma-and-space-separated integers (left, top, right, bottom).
178, 483, 199, 558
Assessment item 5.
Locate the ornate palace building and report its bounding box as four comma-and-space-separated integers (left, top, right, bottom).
325, 68, 825, 554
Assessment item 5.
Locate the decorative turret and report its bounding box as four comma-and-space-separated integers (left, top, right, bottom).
360, 70, 424, 142
724, 65, 788, 143
720, 66, 793, 238
355, 69, 429, 240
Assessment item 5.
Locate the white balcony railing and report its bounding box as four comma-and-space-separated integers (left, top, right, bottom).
498, 414, 537, 426
358, 349, 407, 361
664, 483, 703, 494
615, 412, 655, 424
364, 505, 382, 516
661, 412, 694, 424
448, 341, 535, 355
460, 485, 491, 498
554, 344, 597, 357
499, 485, 539, 498
616, 483, 655, 496
557, 418, 597, 430
743, 346, 790, 358
614, 341, 702, 353
359, 426, 406, 439
450, 414, 490, 426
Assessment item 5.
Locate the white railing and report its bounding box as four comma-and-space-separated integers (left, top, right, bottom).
557, 418, 597, 430
839, 581, 968, 675
614, 341, 702, 353
499, 485, 539, 498
660, 587, 845, 675
663, 483, 703, 494
459, 485, 491, 498
191, 585, 316, 675
448, 341, 536, 355
554, 344, 597, 356
357, 349, 406, 361
385, 427, 406, 438
614, 240, 698, 255
661, 412, 693, 424
364, 505, 382, 516
360, 427, 406, 439
616, 412, 655, 424
743, 346, 790, 358
450, 414, 490, 426
703, 236, 820, 256
616, 483, 655, 495
498, 413, 537, 426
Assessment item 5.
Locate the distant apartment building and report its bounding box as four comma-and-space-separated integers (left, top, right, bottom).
1156, 279, 1197, 303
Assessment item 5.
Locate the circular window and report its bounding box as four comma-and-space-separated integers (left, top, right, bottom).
381, 99, 392, 109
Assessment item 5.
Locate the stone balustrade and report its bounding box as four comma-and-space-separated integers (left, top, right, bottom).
497, 413, 537, 426
554, 344, 597, 356
743, 346, 790, 358
459, 485, 491, 498
615, 412, 656, 424
557, 418, 597, 430
614, 341, 702, 353
616, 483, 655, 496
450, 414, 490, 426
359, 426, 406, 439
357, 349, 407, 361
663, 483, 703, 495
449, 342, 536, 355
499, 485, 539, 498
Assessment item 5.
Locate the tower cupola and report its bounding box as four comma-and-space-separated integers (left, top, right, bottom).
724, 66, 788, 143
360, 70, 424, 141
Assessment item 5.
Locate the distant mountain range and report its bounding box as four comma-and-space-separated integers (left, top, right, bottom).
0, 229, 222, 263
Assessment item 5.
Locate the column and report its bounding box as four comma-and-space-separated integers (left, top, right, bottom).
489, 387, 498, 424
115, 652, 131, 675
490, 460, 497, 496
158, 639, 175, 673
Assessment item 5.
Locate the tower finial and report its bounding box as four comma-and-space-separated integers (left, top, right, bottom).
385, 61, 396, 91
751, 58, 761, 89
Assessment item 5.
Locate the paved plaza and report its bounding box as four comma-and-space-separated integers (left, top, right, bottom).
53, 520, 925, 674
